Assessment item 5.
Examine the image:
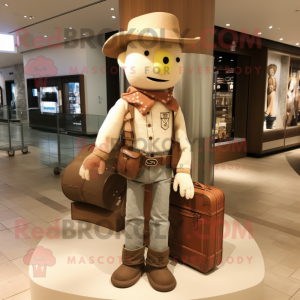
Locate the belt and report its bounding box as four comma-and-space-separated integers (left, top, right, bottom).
144, 154, 171, 167
131, 148, 172, 167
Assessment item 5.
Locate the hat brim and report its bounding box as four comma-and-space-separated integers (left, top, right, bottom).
103, 32, 201, 58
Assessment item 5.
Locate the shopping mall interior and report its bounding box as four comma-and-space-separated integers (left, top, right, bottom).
0, 0, 300, 299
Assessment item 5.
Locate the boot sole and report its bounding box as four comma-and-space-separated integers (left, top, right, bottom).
146, 273, 177, 292
111, 270, 143, 288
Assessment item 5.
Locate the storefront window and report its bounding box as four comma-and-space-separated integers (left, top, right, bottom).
66, 82, 81, 114
40, 86, 59, 114
264, 51, 290, 130
286, 57, 300, 127
214, 52, 236, 141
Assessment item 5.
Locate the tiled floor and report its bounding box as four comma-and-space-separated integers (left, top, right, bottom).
0, 145, 71, 300
215, 148, 300, 300
0, 138, 300, 299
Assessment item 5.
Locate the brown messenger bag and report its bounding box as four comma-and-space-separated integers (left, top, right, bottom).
117, 104, 145, 180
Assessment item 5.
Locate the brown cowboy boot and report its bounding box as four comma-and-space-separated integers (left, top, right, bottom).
111, 245, 145, 288
146, 246, 176, 292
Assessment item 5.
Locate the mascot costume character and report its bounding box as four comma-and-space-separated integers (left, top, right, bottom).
79, 12, 200, 292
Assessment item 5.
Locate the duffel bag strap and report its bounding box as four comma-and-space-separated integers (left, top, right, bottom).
78, 177, 86, 202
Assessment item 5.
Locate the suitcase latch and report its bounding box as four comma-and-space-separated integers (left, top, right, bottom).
193, 213, 202, 230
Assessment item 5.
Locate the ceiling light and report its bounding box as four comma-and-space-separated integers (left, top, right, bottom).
296, 43, 299, 45
258, 32, 262, 35
64, 37, 66, 40
29, 17, 32, 19
111, 8, 114, 10
83, 33, 86, 35
4, 4, 8, 6
280, 38, 283, 41
219, 60, 222, 62
278, 28, 280, 29
44, 35, 47, 37
269, 26, 273, 29
69, 27, 72, 29
24, 16, 27, 18
112, 16, 116, 18
231, 60, 233, 61
226, 24, 230, 26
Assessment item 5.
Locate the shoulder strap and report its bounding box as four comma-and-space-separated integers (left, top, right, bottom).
172, 111, 175, 140
123, 104, 134, 149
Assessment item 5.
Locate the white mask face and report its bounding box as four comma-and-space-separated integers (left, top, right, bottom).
118, 41, 184, 90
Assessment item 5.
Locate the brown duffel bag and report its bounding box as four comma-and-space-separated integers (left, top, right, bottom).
61, 143, 127, 211
144, 181, 225, 273
71, 202, 125, 232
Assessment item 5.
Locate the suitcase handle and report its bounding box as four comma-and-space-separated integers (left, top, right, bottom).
194, 182, 211, 191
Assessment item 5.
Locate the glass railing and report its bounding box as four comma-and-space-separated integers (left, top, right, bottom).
0, 105, 106, 173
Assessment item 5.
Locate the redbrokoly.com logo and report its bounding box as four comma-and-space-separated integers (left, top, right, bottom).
23, 246, 56, 277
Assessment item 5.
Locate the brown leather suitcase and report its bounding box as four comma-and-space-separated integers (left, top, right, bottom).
144, 182, 225, 273
62, 143, 127, 211
71, 202, 125, 232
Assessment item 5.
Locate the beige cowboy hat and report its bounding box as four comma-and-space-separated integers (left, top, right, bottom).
267, 64, 277, 75
102, 12, 200, 58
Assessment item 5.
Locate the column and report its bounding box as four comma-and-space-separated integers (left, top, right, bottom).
14, 63, 27, 121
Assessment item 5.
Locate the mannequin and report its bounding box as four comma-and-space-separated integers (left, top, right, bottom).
79, 12, 199, 292
286, 76, 298, 126
265, 64, 277, 117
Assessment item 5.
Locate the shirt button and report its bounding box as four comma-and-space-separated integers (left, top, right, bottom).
149, 137, 152, 140
147, 124, 151, 127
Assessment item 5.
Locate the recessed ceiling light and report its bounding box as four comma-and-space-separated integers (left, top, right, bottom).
111, 8, 114, 10
4, 4, 8, 6
296, 43, 299, 45
226, 24, 230, 26
269, 26, 273, 29
69, 27, 72, 29
24, 16, 27, 18
219, 60, 222, 62
258, 32, 262, 35
219, 56, 222, 58
64, 37, 66, 40
112, 16, 116, 18
280, 38, 283, 41
231, 60, 234, 61
83, 33, 86, 35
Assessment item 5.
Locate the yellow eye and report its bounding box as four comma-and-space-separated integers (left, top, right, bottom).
153, 49, 173, 75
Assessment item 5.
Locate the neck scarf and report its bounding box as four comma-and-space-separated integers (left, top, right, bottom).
121, 86, 179, 116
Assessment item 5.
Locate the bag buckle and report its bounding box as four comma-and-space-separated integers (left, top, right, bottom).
145, 158, 158, 167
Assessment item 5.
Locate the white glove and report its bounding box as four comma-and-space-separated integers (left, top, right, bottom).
173, 173, 194, 200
